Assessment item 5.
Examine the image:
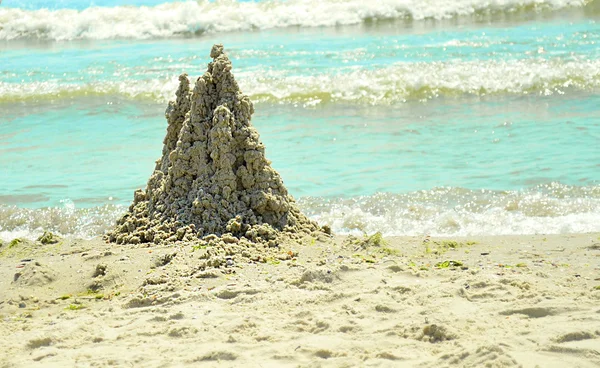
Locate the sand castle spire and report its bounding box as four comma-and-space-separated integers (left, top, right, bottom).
108, 44, 319, 244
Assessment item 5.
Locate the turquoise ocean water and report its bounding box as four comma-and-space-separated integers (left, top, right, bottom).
1, 0, 599, 240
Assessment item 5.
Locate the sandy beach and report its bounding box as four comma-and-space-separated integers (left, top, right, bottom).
1, 232, 599, 367
2, 6, 600, 367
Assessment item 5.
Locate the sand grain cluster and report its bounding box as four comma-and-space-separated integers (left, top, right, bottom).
107, 44, 319, 245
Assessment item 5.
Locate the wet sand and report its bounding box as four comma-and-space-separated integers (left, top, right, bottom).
1, 233, 600, 367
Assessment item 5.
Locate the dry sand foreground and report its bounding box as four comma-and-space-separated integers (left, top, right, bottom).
1, 233, 600, 367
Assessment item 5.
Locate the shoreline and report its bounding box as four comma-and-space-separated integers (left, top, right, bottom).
1, 232, 599, 367
2, 3, 600, 367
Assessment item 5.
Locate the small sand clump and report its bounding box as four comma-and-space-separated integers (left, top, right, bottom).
107, 44, 320, 245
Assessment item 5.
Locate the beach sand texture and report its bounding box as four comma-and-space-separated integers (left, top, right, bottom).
1, 233, 600, 367
1, 14, 599, 366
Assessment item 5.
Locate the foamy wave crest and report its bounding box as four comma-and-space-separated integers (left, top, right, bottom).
244, 58, 600, 104
299, 183, 600, 237
2, 58, 599, 105
1, 183, 598, 240
0, 79, 178, 104
0, 0, 592, 41
0, 203, 125, 241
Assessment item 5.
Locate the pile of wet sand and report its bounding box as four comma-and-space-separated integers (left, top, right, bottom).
107, 44, 324, 247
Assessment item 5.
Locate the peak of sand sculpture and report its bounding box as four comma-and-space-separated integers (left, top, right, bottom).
108, 44, 319, 245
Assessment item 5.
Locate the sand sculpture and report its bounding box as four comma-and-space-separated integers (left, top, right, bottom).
107, 44, 320, 245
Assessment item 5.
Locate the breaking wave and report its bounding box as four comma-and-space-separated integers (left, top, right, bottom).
0, 0, 594, 41
0, 203, 126, 241
303, 183, 600, 237
1, 183, 599, 241
1, 58, 599, 105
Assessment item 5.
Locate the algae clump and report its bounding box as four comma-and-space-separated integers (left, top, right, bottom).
348, 232, 388, 249
435, 260, 464, 269
107, 44, 320, 246
9, 238, 22, 248
37, 231, 60, 245
66, 303, 86, 311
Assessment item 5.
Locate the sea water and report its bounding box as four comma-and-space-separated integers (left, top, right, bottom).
1, 0, 599, 240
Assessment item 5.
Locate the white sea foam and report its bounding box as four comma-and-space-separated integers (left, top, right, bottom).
242, 57, 600, 104
1, 58, 599, 105
0, 0, 592, 41
301, 183, 600, 237
1, 184, 599, 240
0, 203, 126, 241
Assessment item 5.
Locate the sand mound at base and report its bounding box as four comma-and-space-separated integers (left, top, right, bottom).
13, 261, 56, 287
107, 44, 321, 245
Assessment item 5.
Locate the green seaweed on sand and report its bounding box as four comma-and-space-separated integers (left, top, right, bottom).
58, 294, 72, 300
348, 232, 399, 260
9, 238, 22, 248
37, 231, 60, 245
350, 232, 388, 249
1, 238, 49, 258
439, 241, 460, 249
352, 253, 377, 264
426, 240, 477, 256
266, 257, 281, 265
379, 246, 400, 256
406, 260, 431, 272
66, 303, 86, 311
365, 232, 387, 247
435, 260, 464, 269
191, 242, 211, 251
78, 289, 104, 297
